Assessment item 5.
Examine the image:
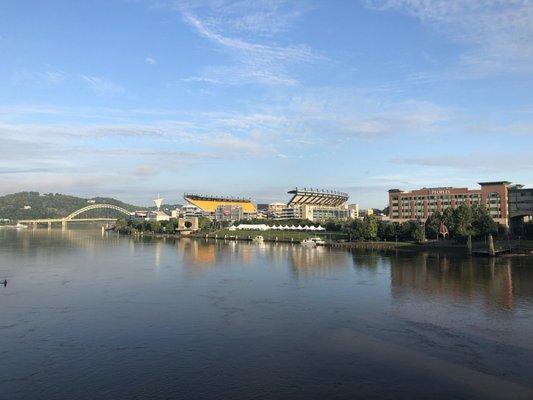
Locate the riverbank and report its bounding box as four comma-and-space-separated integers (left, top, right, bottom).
123, 230, 533, 257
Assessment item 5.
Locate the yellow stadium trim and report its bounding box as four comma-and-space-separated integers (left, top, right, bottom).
185, 197, 257, 213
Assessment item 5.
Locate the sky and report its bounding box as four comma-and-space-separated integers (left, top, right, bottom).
1, 0, 532, 208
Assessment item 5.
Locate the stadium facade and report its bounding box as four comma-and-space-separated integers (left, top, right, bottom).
281, 188, 349, 222
183, 194, 257, 220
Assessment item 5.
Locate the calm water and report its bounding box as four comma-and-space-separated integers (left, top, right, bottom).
1, 229, 533, 400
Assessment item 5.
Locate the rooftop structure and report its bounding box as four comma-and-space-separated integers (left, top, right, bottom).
154, 194, 164, 210
287, 188, 348, 208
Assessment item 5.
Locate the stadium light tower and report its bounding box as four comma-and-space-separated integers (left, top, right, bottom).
154, 194, 164, 210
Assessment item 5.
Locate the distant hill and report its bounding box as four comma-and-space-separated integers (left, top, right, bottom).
0, 192, 141, 220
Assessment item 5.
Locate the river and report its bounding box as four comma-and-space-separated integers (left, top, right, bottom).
1, 228, 532, 399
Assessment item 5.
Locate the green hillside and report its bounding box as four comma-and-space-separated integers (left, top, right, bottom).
0, 192, 140, 220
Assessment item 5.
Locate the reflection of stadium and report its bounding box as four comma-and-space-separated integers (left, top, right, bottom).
288, 246, 351, 277
279, 188, 349, 222
183, 194, 257, 219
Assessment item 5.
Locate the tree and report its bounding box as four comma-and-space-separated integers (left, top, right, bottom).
425, 211, 442, 240
442, 207, 455, 236
363, 215, 378, 240
351, 219, 366, 241
325, 219, 342, 232
452, 203, 473, 239
379, 221, 400, 241
471, 205, 497, 238
400, 221, 425, 242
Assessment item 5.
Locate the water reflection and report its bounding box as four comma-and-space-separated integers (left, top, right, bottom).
389, 252, 533, 310
288, 246, 351, 277
2, 230, 533, 399
175, 239, 352, 278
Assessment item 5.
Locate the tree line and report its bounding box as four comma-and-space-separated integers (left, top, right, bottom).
115, 216, 212, 235
0, 192, 139, 220
329, 203, 502, 243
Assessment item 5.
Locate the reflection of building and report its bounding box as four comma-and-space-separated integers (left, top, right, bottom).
289, 246, 350, 277
283, 188, 349, 222
388, 252, 524, 310
184, 194, 257, 219
388, 181, 518, 226
215, 205, 243, 222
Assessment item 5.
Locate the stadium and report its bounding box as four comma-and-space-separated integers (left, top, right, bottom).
281, 188, 349, 222
183, 194, 257, 219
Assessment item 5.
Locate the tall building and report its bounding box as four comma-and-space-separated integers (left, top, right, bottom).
387, 181, 522, 226
508, 185, 533, 226
181, 204, 203, 218
267, 202, 286, 219
348, 204, 359, 219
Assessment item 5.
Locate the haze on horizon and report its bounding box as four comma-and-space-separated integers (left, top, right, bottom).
1, 0, 532, 209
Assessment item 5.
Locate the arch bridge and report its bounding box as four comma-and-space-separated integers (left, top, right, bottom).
18, 204, 134, 229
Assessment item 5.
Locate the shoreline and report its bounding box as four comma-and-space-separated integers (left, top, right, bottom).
122, 231, 533, 257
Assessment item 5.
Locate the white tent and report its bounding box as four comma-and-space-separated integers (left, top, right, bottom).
316, 226, 325, 231
307, 226, 317, 231
289, 225, 297, 230
296, 225, 304, 230
281, 225, 290, 230
236, 224, 269, 231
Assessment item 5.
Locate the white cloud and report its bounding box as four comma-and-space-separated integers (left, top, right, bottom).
145, 56, 157, 65
176, 1, 319, 85
391, 153, 533, 173
9, 70, 126, 96
11, 70, 66, 86
80, 75, 125, 96
366, 0, 533, 76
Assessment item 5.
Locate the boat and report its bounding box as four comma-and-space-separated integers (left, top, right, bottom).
309, 237, 327, 246
301, 238, 317, 247
301, 237, 326, 246
0, 223, 28, 230
252, 235, 264, 243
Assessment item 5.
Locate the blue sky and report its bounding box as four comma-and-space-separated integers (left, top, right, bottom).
1, 0, 532, 207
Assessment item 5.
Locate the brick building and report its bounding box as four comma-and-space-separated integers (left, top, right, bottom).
388, 182, 511, 226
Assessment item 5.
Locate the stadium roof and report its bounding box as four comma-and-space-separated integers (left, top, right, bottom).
184, 194, 257, 214
287, 188, 348, 207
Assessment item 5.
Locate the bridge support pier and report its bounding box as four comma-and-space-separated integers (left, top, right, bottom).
48, 221, 52, 230
61, 219, 67, 231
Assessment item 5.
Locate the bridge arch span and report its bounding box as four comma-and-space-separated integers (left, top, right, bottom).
66, 204, 133, 220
